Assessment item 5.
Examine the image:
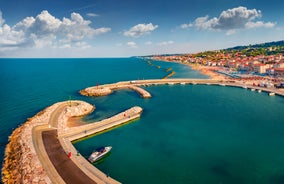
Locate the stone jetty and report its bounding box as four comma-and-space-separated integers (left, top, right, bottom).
2, 102, 65, 184
2, 100, 142, 184
81, 78, 284, 98
80, 83, 151, 98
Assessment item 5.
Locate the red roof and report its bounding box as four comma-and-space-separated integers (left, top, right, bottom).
274, 68, 284, 71
254, 64, 266, 67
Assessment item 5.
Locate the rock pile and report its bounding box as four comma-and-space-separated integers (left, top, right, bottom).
1, 101, 94, 184
57, 101, 94, 134
1, 105, 56, 184
80, 87, 113, 96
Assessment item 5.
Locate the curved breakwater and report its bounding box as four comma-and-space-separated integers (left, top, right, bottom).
81, 78, 284, 98
2, 100, 142, 184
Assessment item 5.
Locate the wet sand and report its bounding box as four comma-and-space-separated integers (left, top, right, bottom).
67, 117, 86, 127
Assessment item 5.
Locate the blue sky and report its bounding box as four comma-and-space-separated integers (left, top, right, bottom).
0, 0, 283, 57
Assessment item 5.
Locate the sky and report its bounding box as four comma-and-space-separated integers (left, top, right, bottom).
0, 0, 283, 58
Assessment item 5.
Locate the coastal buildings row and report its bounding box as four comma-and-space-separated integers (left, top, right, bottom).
152, 51, 284, 77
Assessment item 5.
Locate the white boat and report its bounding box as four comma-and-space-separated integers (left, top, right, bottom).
88, 146, 112, 163
269, 92, 275, 96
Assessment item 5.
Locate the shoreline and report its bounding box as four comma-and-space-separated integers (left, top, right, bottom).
151, 58, 228, 80
186, 63, 227, 80
151, 58, 284, 87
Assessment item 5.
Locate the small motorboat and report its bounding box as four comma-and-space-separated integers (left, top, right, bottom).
269, 92, 275, 96
88, 146, 112, 163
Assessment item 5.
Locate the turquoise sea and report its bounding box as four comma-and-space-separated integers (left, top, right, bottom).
1, 58, 284, 184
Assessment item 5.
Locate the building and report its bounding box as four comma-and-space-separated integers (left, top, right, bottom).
266, 68, 274, 75
274, 62, 284, 68
274, 68, 284, 77
253, 64, 269, 74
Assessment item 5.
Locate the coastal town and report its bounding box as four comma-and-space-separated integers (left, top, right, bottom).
151, 41, 284, 87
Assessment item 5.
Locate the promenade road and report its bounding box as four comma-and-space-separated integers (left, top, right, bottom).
42, 130, 96, 184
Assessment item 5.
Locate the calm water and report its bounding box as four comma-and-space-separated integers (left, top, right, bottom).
1, 58, 284, 184
74, 85, 284, 184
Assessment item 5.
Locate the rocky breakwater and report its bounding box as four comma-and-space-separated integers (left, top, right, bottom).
80, 86, 113, 97
1, 100, 94, 184
57, 101, 94, 135
80, 83, 152, 98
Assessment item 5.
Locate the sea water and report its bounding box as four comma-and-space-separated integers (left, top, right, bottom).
74, 85, 284, 184
0, 57, 174, 159
1, 58, 284, 184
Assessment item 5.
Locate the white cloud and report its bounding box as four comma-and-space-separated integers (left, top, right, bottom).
245, 21, 275, 29
226, 29, 236, 35
87, 13, 99, 18
14, 17, 35, 31
31, 33, 55, 48
127, 41, 137, 48
0, 10, 111, 52
183, 6, 275, 34
0, 24, 26, 48
180, 23, 193, 29
74, 41, 91, 49
194, 16, 218, 30
214, 6, 261, 29
93, 27, 111, 35
157, 40, 174, 46
123, 23, 158, 37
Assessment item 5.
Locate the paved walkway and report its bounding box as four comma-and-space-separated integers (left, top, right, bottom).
32, 102, 142, 184
42, 130, 96, 184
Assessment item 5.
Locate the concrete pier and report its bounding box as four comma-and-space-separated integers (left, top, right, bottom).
127, 85, 151, 98
80, 84, 151, 98
2, 100, 142, 184
60, 106, 143, 140
44, 104, 142, 184
81, 78, 284, 98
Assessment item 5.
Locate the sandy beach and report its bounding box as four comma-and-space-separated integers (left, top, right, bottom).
154, 58, 228, 80
187, 63, 227, 80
